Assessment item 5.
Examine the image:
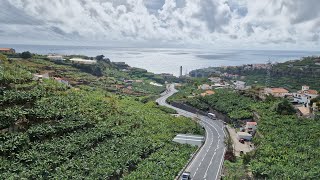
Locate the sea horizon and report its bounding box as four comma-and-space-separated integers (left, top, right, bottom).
2, 43, 320, 76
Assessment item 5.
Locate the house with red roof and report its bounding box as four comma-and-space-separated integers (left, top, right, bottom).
0, 48, 15, 54
245, 121, 257, 133
293, 85, 318, 107
264, 87, 289, 97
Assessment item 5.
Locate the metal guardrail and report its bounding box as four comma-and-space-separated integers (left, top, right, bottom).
174, 121, 206, 180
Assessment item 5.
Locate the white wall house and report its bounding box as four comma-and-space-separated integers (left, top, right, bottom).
47, 55, 64, 61
292, 86, 318, 107
198, 84, 212, 90
235, 81, 246, 90
208, 77, 221, 83
70, 58, 97, 64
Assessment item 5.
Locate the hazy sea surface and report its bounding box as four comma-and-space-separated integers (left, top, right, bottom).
2, 44, 320, 76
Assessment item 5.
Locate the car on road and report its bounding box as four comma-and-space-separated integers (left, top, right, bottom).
208, 113, 216, 119
181, 172, 191, 180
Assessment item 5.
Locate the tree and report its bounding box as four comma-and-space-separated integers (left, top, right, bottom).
273, 99, 296, 115
21, 51, 32, 59
96, 55, 105, 61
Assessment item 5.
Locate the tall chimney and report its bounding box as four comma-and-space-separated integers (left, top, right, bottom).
180, 66, 183, 77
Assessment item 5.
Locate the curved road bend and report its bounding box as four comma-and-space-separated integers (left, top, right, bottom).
156, 84, 226, 180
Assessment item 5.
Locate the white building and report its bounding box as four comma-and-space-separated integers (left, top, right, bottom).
264, 88, 289, 97
33, 73, 50, 81
208, 77, 221, 83
47, 55, 64, 61
198, 84, 212, 90
237, 132, 252, 141
292, 86, 318, 107
70, 58, 97, 64
235, 81, 246, 90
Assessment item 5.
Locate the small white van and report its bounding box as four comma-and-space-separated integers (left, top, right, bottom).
208, 113, 216, 119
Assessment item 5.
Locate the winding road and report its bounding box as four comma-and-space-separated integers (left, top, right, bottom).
156, 84, 226, 180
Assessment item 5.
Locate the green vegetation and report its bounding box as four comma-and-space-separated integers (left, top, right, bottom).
21, 51, 33, 59
171, 85, 320, 179
191, 56, 320, 91
0, 55, 203, 179
157, 105, 178, 114
223, 159, 247, 180
0, 53, 7, 61
132, 82, 166, 95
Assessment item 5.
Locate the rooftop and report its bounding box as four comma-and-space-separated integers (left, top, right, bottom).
246, 122, 257, 125
0, 48, 13, 51
269, 88, 289, 93
305, 90, 318, 95
297, 106, 310, 116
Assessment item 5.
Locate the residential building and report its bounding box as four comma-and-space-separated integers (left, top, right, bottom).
33, 73, 50, 81
292, 85, 318, 107
208, 77, 221, 83
47, 55, 64, 61
198, 84, 212, 90
237, 132, 252, 141
264, 88, 289, 97
0, 48, 15, 54
235, 81, 246, 90
245, 122, 257, 132
211, 83, 226, 88
135, 80, 143, 83
70, 58, 97, 64
297, 106, 311, 117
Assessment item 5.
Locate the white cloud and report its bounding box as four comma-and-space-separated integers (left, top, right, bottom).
0, 0, 320, 49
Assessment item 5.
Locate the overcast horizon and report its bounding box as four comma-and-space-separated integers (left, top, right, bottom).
1, 0, 320, 50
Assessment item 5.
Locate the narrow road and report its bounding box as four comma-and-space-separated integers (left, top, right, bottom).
156, 84, 225, 180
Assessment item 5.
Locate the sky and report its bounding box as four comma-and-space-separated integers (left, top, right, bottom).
1, 0, 320, 50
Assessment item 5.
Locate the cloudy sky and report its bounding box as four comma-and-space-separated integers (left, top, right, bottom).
1, 0, 320, 49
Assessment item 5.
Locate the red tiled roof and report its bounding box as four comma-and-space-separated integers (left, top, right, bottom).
0, 48, 12, 51
270, 88, 289, 93
306, 90, 318, 95
246, 122, 257, 125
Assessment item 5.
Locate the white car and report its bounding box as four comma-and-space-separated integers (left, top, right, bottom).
208, 113, 216, 119
181, 172, 191, 180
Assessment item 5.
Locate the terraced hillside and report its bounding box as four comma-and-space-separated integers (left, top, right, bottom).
0, 56, 203, 179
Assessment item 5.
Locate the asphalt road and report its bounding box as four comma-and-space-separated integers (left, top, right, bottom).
156, 84, 226, 180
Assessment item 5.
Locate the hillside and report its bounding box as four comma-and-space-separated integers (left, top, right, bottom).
190, 56, 320, 91
167, 82, 320, 179
0, 55, 203, 179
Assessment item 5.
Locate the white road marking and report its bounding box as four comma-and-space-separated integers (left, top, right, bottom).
157, 84, 226, 180
193, 120, 215, 178
215, 147, 227, 180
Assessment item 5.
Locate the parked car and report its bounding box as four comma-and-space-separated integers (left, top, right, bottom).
181, 172, 191, 180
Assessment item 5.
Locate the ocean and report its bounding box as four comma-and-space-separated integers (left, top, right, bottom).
2, 44, 320, 76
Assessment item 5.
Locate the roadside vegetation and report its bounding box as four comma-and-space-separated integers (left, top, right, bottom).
169, 82, 320, 179
0, 53, 203, 179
